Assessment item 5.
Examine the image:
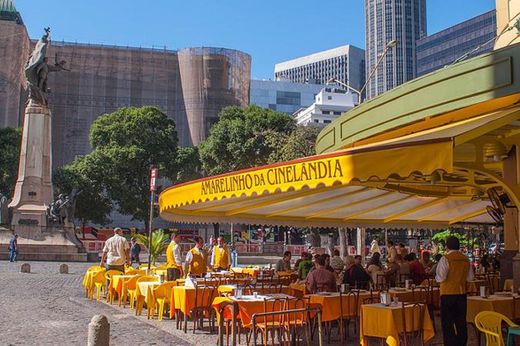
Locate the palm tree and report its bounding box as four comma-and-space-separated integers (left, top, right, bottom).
134, 229, 169, 266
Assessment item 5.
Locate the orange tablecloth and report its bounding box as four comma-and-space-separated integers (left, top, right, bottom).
212, 293, 296, 327
231, 267, 261, 278
360, 303, 434, 346
171, 286, 216, 318
111, 274, 136, 296
467, 294, 520, 323
307, 291, 374, 322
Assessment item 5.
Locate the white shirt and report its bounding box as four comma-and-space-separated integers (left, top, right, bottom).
173, 242, 182, 266
435, 250, 474, 283
103, 234, 129, 266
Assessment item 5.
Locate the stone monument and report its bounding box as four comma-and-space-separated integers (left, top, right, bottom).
0, 28, 87, 261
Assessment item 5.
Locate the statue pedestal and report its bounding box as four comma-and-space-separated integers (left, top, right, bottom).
6, 100, 87, 261
9, 100, 53, 232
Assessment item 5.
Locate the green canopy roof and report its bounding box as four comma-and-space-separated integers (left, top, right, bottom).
0, 0, 16, 12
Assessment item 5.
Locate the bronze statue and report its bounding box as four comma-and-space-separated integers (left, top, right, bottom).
24, 27, 68, 105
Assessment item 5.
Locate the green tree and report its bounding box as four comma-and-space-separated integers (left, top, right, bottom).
199, 105, 295, 175
0, 127, 21, 197
176, 146, 203, 183
86, 106, 179, 225
53, 155, 113, 227
266, 125, 320, 163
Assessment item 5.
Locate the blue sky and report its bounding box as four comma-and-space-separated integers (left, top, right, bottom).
15, 0, 495, 79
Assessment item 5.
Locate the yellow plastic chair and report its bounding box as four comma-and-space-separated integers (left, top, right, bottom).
135, 276, 159, 316
105, 269, 124, 304
93, 269, 107, 300
125, 276, 142, 309
152, 281, 177, 321
475, 311, 519, 346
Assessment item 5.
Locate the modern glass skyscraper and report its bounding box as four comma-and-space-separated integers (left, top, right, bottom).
365, 0, 427, 99
416, 11, 496, 76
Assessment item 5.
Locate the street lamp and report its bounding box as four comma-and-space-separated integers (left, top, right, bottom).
359, 39, 398, 100
326, 78, 362, 104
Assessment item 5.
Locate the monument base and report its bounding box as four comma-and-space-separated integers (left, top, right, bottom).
0, 227, 89, 262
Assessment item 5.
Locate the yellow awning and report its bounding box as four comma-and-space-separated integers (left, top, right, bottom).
159, 107, 520, 228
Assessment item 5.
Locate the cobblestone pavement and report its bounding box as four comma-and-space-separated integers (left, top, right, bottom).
0, 261, 487, 346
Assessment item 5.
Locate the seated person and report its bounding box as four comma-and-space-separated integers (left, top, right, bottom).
330, 249, 345, 272
306, 254, 337, 293
343, 255, 370, 289
407, 253, 426, 285
298, 252, 314, 280
276, 251, 292, 272
322, 253, 336, 273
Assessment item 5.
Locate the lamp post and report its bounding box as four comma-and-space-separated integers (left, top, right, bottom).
326, 78, 362, 104
360, 39, 398, 100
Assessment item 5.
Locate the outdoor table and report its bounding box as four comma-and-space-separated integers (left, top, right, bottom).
137, 281, 162, 311
467, 279, 487, 295
170, 285, 216, 319
218, 284, 236, 296
467, 294, 520, 323
82, 268, 105, 298
360, 302, 434, 346
306, 290, 374, 322
231, 267, 261, 278
212, 293, 296, 328
111, 274, 142, 305
154, 269, 167, 277
388, 287, 440, 308
288, 283, 306, 297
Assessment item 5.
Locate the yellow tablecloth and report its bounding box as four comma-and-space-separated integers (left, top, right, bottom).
467, 294, 520, 323
82, 269, 105, 295
467, 280, 487, 295
388, 288, 440, 308
307, 291, 374, 322
231, 267, 261, 278
137, 281, 162, 309
111, 275, 136, 296
171, 286, 216, 318
360, 303, 434, 346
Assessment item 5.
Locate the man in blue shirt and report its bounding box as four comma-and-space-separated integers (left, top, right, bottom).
9, 231, 18, 262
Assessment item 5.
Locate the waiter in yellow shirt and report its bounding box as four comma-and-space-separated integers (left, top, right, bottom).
184, 236, 207, 277
436, 236, 474, 346
211, 236, 231, 271
166, 233, 183, 281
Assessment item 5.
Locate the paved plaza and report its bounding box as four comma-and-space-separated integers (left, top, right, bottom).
0, 261, 489, 345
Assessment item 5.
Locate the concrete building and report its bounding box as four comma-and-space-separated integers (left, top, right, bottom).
249, 79, 323, 114
293, 87, 355, 126
416, 11, 496, 76
365, 0, 427, 99
0, 1, 251, 169
274, 45, 365, 93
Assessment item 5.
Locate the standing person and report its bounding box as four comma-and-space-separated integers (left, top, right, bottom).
130, 238, 141, 266
100, 228, 130, 272
298, 252, 313, 280
436, 236, 474, 346
276, 251, 292, 272
370, 238, 380, 255
398, 243, 409, 257
184, 236, 207, 277
211, 236, 231, 271
8, 231, 18, 262
386, 240, 397, 263
166, 233, 183, 281
205, 235, 216, 260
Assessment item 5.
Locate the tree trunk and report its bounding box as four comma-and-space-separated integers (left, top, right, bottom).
338, 228, 348, 257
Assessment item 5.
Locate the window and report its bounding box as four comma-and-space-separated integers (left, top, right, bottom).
324, 120, 332, 124
314, 119, 320, 123
276, 91, 301, 105
333, 111, 341, 115
327, 96, 332, 100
